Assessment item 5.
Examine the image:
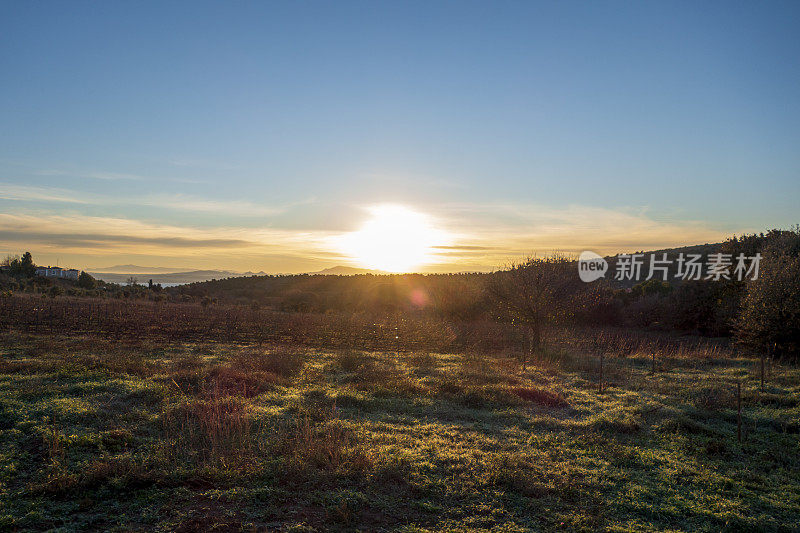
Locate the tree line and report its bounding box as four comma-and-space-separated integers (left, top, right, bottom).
2, 227, 798, 358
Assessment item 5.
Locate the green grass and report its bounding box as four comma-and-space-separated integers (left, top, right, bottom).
0, 331, 798, 531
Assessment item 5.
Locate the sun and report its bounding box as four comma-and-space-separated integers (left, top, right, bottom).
337, 205, 451, 272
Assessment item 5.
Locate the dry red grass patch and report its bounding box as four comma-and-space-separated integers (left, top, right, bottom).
511, 386, 568, 407
160, 393, 262, 468
231, 348, 306, 377
205, 366, 281, 398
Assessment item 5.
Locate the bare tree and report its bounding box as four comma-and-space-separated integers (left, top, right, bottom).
488, 254, 581, 368
1, 255, 19, 268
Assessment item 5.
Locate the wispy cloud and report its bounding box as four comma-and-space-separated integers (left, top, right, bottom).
0, 184, 93, 205
32, 167, 208, 184
0, 183, 297, 217
422, 202, 736, 269
139, 195, 290, 217
0, 213, 333, 261
0, 196, 745, 273
35, 169, 146, 181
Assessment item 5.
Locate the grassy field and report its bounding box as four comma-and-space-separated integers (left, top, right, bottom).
0, 330, 798, 531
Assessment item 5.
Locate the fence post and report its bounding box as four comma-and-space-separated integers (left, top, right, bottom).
599, 351, 604, 394
770, 342, 776, 378
522, 326, 531, 373
737, 381, 742, 443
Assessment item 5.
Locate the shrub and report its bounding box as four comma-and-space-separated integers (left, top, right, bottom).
622, 294, 666, 329
663, 280, 736, 335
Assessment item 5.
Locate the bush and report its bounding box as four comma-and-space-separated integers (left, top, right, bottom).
660, 280, 738, 336
622, 294, 665, 329
281, 290, 320, 313
631, 279, 673, 299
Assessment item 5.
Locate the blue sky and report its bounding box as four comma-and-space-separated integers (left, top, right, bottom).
1, 1, 798, 272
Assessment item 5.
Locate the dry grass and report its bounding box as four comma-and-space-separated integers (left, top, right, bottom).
1, 328, 798, 531
692, 383, 737, 411
510, 386, 569, 407
230, 347, 307, 377
333, 349, 366, 372
159, 392, 262, 470
280, 410, 372, 473
407, 351, 438, 372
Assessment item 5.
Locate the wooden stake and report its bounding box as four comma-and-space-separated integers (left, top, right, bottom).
760, 353, 765, 393
522, 326, 530, 373
737, 381, 742, 443
599, 351, 604, 394
771, 343, 777, 377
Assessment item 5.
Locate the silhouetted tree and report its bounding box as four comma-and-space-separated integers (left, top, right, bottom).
77, 271, 97, 289
21, 251, 34, 271
737, 229, 800, 358
2, 253, 35, 278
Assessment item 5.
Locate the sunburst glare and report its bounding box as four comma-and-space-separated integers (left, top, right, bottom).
336, 204, 451, 272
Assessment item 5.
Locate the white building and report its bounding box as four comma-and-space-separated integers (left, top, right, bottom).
35, 267, 81, 281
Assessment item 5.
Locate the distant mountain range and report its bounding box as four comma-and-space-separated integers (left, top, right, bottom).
89, 242, 721, 286
87, 264, 191, 274
87, 265, 383, 285
309, 266, 384, 275
87, 269, 252, 285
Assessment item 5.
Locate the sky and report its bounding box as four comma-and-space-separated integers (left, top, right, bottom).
1, 1, 799, 273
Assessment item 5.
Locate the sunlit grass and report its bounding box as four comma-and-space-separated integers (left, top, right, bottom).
0, 331, 797, 531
